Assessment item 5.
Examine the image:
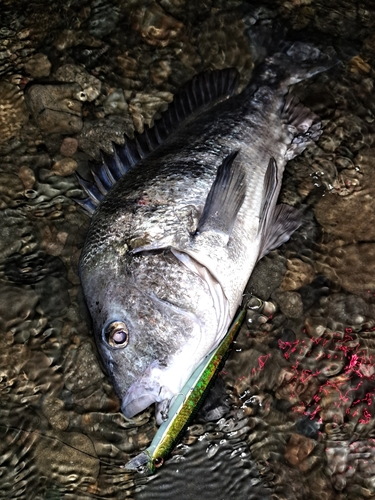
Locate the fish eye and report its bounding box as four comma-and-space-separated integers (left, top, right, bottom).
104, 321, 129, 348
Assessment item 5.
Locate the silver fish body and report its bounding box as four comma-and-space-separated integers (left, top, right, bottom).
79, 42, 337, 423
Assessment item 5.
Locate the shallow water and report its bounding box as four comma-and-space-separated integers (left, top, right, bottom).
1, 1, 375, 499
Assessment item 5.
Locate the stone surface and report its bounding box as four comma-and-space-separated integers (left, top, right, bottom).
25, 83, 84, 134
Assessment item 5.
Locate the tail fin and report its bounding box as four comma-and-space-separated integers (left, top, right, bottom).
252, 41, 339, 87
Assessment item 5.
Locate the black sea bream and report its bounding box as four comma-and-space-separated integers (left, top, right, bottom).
78, 42, 336, 424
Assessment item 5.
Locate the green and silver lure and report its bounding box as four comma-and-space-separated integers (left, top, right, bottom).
124, 296, 262, 475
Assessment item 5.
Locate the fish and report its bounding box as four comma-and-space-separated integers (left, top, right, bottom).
77, 41, 337, 425
123, 297, 253, 474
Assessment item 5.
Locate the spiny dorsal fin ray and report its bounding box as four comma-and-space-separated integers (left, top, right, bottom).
76, 68, 240, 216
195, 150, 246, 241
73, 197, 97, 216
76, 171, 103, 205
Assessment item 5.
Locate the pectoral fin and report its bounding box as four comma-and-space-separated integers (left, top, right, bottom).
195, 150, 246, 241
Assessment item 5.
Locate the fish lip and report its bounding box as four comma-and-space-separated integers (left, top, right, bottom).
121, 366, 164, 418
121, 392, 160, 419
121, 360, 175, 419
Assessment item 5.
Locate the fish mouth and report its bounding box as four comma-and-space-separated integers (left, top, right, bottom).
122, 391, 161, 419
121, 361, 174, 419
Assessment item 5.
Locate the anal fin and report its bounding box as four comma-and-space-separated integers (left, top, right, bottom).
257, 157, 302, 261
258, 203, 302, 261
196, 150, 246, 241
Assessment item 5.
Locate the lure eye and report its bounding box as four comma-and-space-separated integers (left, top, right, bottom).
154, 457, 164, 468
104, 321, 129, 348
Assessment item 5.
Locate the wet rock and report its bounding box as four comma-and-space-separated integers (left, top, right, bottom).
295, 416, 321, 439
129, 90, 173, 132
40, 225, 69, 256
103, 88, 129, 116
0, 81, 28, 144
314, 150, 375, 241
0, 212, 36, 262
247, 251, 287, 301
77, 115, 133, 158
64, 342, 105, 393
326, 439, 375, 495
54, 64, 102, 102
0, 282, 38, 330
304, 315, 327, 338
87, 0, 120, 38
197, 12, 254, 86
18, 165, 36, 190
285, 433, 316, 471
326, 293, 368, 327
25, 83, 83, 134
4, 251, 66, 284
281, 258, 315, 291
317, 241, 375, 293
131, 2, 184, 48
53, 27, 103, 52
33, 430, 99, 488
51, 157, 78, 176
34, 275, 70, 318
72, 43, 110, 69
0, 172, 25, 208
273, 291, 304, 319
42, 397, 70, 431
23, 52, 51, 78
60, 137, 78, 157
298, 276, 332, 312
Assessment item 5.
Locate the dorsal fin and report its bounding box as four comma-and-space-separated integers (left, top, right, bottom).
76, 68, 239, 216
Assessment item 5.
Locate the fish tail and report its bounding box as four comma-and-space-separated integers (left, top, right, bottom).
249, 39, 339, 88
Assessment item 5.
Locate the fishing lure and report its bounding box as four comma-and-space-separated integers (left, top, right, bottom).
124, 295, 263, 474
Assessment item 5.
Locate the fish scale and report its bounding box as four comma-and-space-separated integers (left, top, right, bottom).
78, 42, 338, 425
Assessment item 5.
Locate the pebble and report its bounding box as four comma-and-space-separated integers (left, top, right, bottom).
129, 90, 173, 132
285, 433, 316, 471
23, 52, 51, 78
131, 3, 184, 48
77, 115, 133, 158
197, 11, 254, 85
87, 0, 120, 38
103, 88, 128, 115
281, 258, 315, 291
18, 165, 36, 190
273, 291, 304, 319
60, 137, 78, 157
246, 251, 287, 300
0, 172, 25, 209
51, 157, 78, 177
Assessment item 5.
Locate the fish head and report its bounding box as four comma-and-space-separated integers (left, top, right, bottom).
80, 250, 218, 423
